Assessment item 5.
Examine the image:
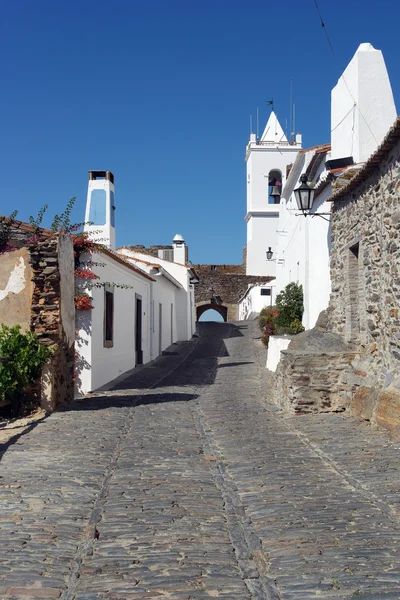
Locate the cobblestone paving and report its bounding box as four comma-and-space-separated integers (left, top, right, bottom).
1, 322, 400, 599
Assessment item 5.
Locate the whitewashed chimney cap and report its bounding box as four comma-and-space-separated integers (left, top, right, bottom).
173, 234, 185, 243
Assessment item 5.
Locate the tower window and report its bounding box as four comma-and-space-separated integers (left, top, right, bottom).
268, 169, 282, 204
89, 189, 106, 225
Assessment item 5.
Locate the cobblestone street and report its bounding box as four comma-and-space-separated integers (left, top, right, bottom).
1, 321, 400, 599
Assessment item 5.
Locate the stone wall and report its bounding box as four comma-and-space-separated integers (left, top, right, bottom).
0, 231, 75, 412
274, 129, 400, 438
274, 313, 365, 414
194, 265, 271, 321
326, 136, 400, 437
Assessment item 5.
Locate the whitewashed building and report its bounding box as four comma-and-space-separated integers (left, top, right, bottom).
274, 42, 397, 330
245, 111, 302, 280
75, 171, 197, 395
238, 283, 274, 321
117, 240, 197, 352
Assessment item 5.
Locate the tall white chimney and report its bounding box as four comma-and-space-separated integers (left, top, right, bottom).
84, 170, 116, 250
173, 234, 186, 264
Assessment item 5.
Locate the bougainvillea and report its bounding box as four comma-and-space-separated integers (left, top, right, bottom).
74, 268, 100, 280
74, 294, 93, 311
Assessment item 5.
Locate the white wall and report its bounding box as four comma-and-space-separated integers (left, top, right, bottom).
275, 153, 331, 330
118, 248, 196, 342
75, 252, 151, 395
266, 336, 292, 372
238, 284, 275, 320
246, 213, 279, 277
331, 43, 396, 164
151, 274, 178, 357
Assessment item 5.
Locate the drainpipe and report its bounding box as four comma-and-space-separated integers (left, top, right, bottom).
304, 215, 310, 330
149, 281, 154, 360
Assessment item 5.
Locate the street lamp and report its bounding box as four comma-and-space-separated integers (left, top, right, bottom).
293, 173, 331, 219
266, 247, 274, 261
294, 174, 315, 214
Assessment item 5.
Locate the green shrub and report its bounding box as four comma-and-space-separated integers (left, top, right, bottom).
289, 318, 305, 334
0, 325, 52, 407
259, 306, 277, 331
275, 282, 304, 328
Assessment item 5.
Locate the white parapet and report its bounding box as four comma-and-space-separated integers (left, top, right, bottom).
266, 335, 292, 372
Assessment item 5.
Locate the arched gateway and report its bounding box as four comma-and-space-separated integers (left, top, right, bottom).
194, 264, 273, 322
196, 302, 228, 322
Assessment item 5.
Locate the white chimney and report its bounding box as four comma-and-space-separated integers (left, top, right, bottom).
84, 170, 116, 250
173, 234, 186, 264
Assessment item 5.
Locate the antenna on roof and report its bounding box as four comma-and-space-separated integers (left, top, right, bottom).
256, 106, 259, 139
293, 103, 296, 141
250, 114, 253, 135
289, 79, 293, 142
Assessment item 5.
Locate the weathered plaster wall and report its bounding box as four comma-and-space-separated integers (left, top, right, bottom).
0, 247, 33, 331
0, 234, 75, 412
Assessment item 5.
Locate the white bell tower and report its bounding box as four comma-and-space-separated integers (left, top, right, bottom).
84, 170, 116, 250
245, 112, 302, 276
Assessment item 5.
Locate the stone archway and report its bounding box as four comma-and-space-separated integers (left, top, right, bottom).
196, 303, 228, 322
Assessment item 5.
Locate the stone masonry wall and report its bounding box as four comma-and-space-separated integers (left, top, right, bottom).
0, 226, 75, 413
275, 350, 359, 414
30, 235, 75, 412
195, 265, 272, 321
327, 140, 400, 436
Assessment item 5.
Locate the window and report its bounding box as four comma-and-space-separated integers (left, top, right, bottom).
110, 190, 115, 227
260, 288, 271, 296
89, 189, 107, 225
104, 288, 114, 347
268, 169, 282, 204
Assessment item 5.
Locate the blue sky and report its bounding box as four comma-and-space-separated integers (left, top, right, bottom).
1, 0, 399, 264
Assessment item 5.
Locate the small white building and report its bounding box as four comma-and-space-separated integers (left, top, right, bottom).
75, 171, 197, 395
238, 283, 274, 321
118, 234, 196, 344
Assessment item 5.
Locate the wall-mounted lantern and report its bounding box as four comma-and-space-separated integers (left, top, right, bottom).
294, 174, 315, 213
266, 247, 274, 261
294, 174, 331, 220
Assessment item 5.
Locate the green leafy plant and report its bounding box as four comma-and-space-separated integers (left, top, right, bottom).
0, 325, 52, 409
289, 318, 305, 334
29, 205, 48, 232
275, 282, 304, 328
51, 197, 77, 233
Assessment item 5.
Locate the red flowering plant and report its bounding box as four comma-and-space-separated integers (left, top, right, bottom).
74, 293, 94, 311
74, 268, 100, 281
260, 311, 277, 348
